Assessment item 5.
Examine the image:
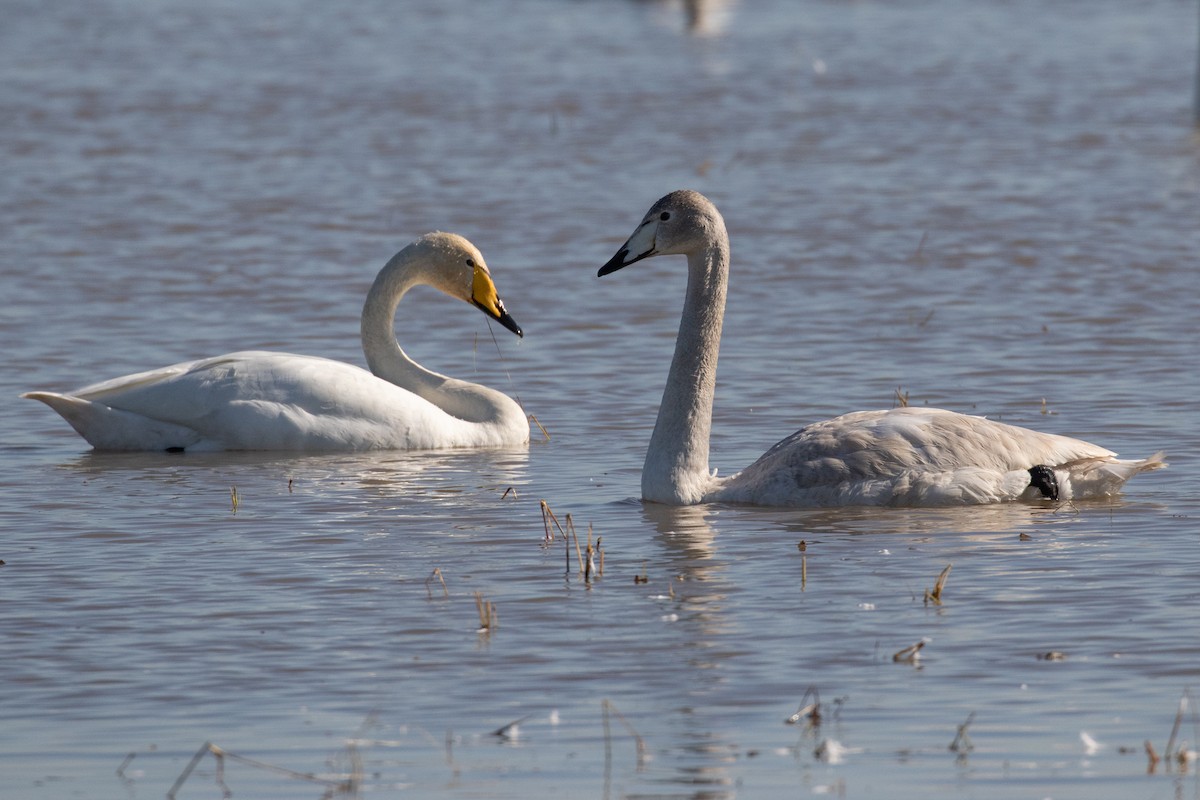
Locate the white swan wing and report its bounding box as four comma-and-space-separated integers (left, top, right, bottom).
713, 407, 1151, 507
25, 351, 522, 451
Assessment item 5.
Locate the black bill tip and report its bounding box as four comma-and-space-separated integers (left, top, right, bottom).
475, 301, 523, 338
598, 249, 630, 277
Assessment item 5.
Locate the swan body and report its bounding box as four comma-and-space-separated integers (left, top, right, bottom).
599, 190, 1165, 507
24, 232, 530, 452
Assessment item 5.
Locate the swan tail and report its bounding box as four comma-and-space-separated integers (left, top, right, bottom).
1061, 451, 1167, 499
21, 391, 202, 451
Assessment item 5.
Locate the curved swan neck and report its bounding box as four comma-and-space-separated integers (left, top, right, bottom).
642, 233, 729, 505
360, 247, 517, 426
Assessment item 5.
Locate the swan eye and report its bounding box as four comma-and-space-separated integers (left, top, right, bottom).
466, 258, 476, 267
660, 212, 671, 221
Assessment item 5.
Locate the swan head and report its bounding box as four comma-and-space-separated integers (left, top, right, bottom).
418, 232, 523, 338
598, 189, 723, 276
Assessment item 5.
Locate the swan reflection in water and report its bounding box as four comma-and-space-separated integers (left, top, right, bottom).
56, 446, 531, 510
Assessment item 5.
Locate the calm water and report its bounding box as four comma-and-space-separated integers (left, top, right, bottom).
3, 0, 1199, 797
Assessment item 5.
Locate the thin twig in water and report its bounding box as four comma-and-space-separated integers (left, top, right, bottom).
949, 711, 976, 753
894, 387, 910, 408
229, 486, 240, 513
115, 752, 136, 787
912, 230, 928, 262
501, 486, 518, 500
601, 700, 647, 770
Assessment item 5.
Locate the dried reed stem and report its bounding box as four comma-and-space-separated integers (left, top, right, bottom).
892, 638, 927, 663
567, 514, 585, 574
528, 413, 551, 442
924, 564, 952, 605
785, 686, 822, 725
474, 591, 497, 631
425, 567, 448, 599
540, 499, 566, 543
1164, 688, 1196, 765
798, 540, 808, 591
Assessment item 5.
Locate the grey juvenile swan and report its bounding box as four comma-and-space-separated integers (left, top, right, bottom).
599, 190, 1164, 507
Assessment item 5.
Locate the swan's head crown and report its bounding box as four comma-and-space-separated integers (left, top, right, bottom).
598, 190, 724, 276
410, 232, 522, 338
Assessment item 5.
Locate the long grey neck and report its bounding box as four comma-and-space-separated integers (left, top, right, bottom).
641, 236, 729, 504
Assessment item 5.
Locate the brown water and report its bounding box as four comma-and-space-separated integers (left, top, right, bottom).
2, 0, 1199, 797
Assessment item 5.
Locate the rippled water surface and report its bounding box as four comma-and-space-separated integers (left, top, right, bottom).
3, 0, 1199, 797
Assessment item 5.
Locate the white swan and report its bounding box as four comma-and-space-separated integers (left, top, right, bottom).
599, 190, 1165, 507
23, 232, 530, 452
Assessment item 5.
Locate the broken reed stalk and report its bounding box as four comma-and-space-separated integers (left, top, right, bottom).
540, 499, 566, 543
892, 638, 927, 663
425, 567, 448, 599
528, 413, 551, 442
491, 714, 532, 739
894, 387, 910, 408
229, 486, 240, 513
785, 685, 822, 725
167, 741, 351, 799
601, 699, 647, 770
924, 564, 952, 605
500, 486, 518, 500
474, 591, 497, 631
